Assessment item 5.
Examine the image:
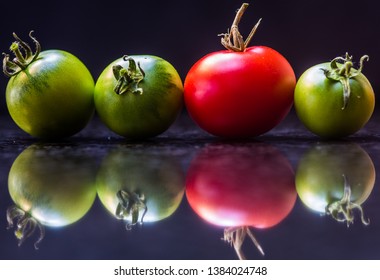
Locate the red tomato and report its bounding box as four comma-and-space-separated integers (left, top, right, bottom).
184, 47, 295, 138
185, 144, 296, 229
184, 4, 295, 138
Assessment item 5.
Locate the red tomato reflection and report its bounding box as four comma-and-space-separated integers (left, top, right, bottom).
186, 144, 296, 229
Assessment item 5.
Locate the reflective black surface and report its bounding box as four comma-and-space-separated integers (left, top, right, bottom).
1, 111, 380, 260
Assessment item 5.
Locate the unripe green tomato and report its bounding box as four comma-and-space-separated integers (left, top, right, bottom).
294, 55, 375, 138
8, 144, 98, 227
296, 143, 375, 225
94, 55, 183, 139
3, 32, 95, 139
96, 148, 185, 227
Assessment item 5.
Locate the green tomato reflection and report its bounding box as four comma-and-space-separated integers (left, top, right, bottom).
7, 144, 98, 249
96, 147, 185, 229
296, 143, 375, 226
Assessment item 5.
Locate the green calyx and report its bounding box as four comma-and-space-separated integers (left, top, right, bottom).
112, 55, 145, 95
322, 53, 369, 110
2, 30, 41, 77
115, 189, 147, 230
325, 174, 370, 227
6, 205, 45, 250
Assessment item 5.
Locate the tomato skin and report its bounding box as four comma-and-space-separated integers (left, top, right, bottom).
294, 62, 375, 138
296, 143, 375, 215
94, 55, 183, 139
96, 148, 185, 224
185, 144, 296, 229
8, 144, 97, 227
6, 50, 95, 139
184, 46, 296, 138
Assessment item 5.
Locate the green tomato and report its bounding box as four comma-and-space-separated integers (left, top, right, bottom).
8, 144, 98, 227
94, 55, 183, 139
294, 54, 375, 138
7, 144, 97, 248
3, 32, 95, 139
296, 143, 375, 226
96, 147, 185, 228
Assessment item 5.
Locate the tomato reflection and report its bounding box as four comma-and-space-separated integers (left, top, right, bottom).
296, 143, 375, 226
6, 144, 98, 249
185, 143, 296, 259
96, 147, 185, 229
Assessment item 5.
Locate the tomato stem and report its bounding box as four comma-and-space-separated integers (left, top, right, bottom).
113, 55, 145, 95
115, 190, 147, 230
6, 205, 45, 250
322, 53, 369, 110
223, 226, 265, 259
2, 31, 41, 77
325, 174, 370, 227
10, 43, 27, 68
219, 3, 262, 52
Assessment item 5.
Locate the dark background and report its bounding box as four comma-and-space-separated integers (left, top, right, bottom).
0, 0, 379, 115
1, 1, 380, 260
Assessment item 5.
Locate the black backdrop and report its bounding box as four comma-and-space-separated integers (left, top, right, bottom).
0, 0, 379, 115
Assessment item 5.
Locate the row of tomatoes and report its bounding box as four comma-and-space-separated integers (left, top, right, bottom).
2, 3, 375, 140
6, 143, 375, 256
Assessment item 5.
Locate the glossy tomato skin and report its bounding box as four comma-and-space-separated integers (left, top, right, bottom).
186, 144, 296, 229
184, 46, 296, 138
94, 55, 183, 139
296, 143, 375, 213
294, 62, 375, 138
96, 148, 185, 224
8, 144, 98, 227
6, 50, 95, 139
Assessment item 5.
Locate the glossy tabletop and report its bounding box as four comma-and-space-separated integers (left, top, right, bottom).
0, 110, 379, 260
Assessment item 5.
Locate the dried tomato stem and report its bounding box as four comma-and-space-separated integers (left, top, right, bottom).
223, 226, 265, 259
219, 3, 262, 52
244, 18, 262, 47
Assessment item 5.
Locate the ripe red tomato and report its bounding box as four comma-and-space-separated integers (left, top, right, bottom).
184, 4, 296, 138
185, 144, 296, 229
